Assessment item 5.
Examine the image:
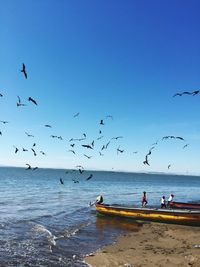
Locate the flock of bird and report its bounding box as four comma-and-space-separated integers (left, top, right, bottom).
1, 64, 199, 184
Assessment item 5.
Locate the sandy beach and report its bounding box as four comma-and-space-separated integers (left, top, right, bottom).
85, 222, 200, 267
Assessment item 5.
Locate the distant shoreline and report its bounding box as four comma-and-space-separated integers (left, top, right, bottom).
0, 165, 199, 177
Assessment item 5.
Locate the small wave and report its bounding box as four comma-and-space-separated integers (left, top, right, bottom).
32, 224, 57, 247
57, 220, 91, 240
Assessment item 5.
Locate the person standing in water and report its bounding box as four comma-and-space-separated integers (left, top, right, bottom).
141, 191, 148, 207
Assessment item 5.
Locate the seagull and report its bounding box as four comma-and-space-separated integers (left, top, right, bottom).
183, 144, 189, 149
40, 151, 46, 155
86, 174, 93, 181
117, 146, 124, 154
25, 132, 34, 137
21, 63, 27, 79
13, 146, 19, 154
111, 136, 123, 140
73, 112, 80, 118
78, 168, 84, 174
0, 93, 3, 97
25, 164, 31, 170
143, 155, 150, 166
31, 148, 37, 156
60, 178, 64, 185
45, 125, 52, 128
70, 143, 75, 147
28, 97, 37, 105
82, 144, 93, 149
0, 131, 2, 135
83, 133, 86, 138
22, 148, 28, 152
17, 96, 26, 107
100, 119, 104, 125
84, 154, 92, 159
0, 120, 8, 124
168, 164, 171, 169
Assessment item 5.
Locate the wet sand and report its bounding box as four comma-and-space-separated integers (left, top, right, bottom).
85, 222, 200, 267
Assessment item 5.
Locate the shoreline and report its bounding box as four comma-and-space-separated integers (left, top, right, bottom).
85, 221, 200, 267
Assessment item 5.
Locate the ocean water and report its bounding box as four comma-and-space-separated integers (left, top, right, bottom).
0, 167, 200, 266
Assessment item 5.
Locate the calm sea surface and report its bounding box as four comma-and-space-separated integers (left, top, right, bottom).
0, 167, 200, 266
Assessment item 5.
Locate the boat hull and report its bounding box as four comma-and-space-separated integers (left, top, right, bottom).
95, 204, 200, 226
169, 201, 200, 209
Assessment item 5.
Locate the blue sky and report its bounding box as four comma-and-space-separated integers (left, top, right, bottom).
1, 0, 200, 174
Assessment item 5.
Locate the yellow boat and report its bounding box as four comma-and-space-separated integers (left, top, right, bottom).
95, 203, 200, 226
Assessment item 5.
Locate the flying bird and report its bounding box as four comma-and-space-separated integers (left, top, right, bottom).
100, 119, 104, 125
82, 144, 93, 149
183, 144, 189, 149
0, 120, 9, 124
0, 131, 2, 136
0, 93, 3, 97
168, 164, 171, 169
17, 96, 26, 107
111, 136, 123, 140
13, 146, 19, 154
143, 155, 150, 166
73, 112, 80, 118
84, 154, 92, 159
25, 164, 31, 170
25, 132, 34, 137
40, 151, 46, 155
22, 148, 28, 152
60, 178, 64, 185
117, 146, 124, 154
31, 148, 37, 156
45, 125, 52, 128
86, 174, 93, 181
21, 63, 27, 79
28, 97, 38, 105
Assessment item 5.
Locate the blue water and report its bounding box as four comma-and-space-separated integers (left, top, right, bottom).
0, 167, 200, 266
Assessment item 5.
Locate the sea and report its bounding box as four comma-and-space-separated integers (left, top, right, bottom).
0, 167, 200, 267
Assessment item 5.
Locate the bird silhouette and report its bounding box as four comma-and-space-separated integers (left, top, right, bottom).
73, 112, 80, 118
86, 174, 93, 181
183, 144, 189, 149
0, 93, 3, 97
45, 124, 52, 128
0, 131, 2, 136
22, 148, 28, 152
13, 146, 19, 154
17, 96, 26, 107
31, 148, 37, 156
32, 167, 38, 171
100, 119, 104, 125
117, 146, 124, 154
111, 136, 123, 140
25, 164, 31, 170
28, 97, 37, 105
21, 63, 27, 79
25, 132, 34, 137
84, 154, 92, 159
99, 151, 104, 156
82, 144, 93, 149
0, 120, 8, 124
143, 155, 150, 166
40, 151, 46, 155
168, 164, 171, 169
60, 178, 64, 185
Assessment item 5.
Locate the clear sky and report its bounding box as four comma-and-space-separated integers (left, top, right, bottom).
1, 0, 200, 175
